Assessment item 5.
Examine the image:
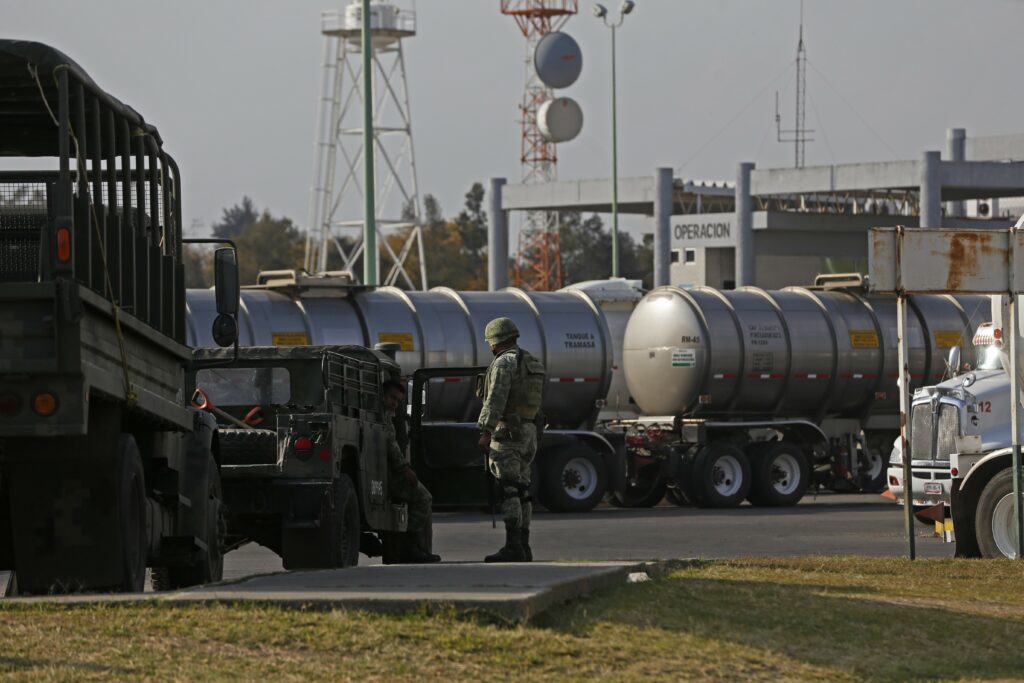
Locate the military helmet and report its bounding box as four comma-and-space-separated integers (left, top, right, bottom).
484, 317, 519, 345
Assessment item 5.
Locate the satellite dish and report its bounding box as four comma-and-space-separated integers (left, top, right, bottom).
534, 32, 582, 89
538, 97, 583, 143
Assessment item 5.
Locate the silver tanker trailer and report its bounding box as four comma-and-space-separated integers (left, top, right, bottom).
186, 271, 643, 512
619, 274, 989, 508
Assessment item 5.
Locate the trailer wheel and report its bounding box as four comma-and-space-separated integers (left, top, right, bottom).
975, 469, 1020, 559
692, 443, 751, 508
747, 442, 809, 507
539, 445, 607, 513
611, 465, 667, 508
282, 475, 360, 569
152, 458, 225, 590
219, 428, 277, 465
856, 447, 888, 493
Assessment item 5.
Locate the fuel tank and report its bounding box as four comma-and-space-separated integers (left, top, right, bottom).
186, 277, 626, 428
622, 284, 990, 418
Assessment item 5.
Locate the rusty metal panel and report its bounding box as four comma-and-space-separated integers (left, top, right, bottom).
869, 227, 1024, 294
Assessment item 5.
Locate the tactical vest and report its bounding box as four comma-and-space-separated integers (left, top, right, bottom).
478, 347, 546, 418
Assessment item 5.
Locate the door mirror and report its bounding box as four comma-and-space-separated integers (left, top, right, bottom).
214, 247, 240, 315
947, 346, 962, 379
212, 313, 238, 348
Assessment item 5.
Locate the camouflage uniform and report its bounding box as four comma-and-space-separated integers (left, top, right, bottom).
478, 345, 546, 531
384, 410, 432, 532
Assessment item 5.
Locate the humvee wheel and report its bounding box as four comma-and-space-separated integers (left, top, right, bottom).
282, 475, 360, 570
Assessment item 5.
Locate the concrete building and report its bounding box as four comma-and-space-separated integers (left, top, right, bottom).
487, 129, 1024, 291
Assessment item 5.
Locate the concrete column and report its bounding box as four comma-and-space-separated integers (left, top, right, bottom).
735, 162, 755, 287
653, 167, 673, 288
487, 177, 508, 291
946, 128, 966, 217
919, 151, 942, 228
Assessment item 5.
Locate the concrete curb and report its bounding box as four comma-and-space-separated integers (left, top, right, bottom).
0, 560, 700, 622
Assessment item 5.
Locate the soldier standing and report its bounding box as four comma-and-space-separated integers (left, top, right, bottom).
477, 317, 546, 562
382, 380, 441, 564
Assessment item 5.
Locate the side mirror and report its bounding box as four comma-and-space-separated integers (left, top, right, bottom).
947, 346, 962, 379
212, 313, 238, 348
214, 247, 240, 316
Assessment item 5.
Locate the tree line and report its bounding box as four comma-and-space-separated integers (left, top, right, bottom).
185, 183, 654, 290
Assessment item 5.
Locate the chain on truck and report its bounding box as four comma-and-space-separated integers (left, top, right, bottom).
0, 41, 240, 594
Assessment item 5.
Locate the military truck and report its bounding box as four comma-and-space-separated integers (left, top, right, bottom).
189, 345, 413, 568
0, 41, 236, 593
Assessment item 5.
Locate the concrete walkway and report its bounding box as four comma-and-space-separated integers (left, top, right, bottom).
0, 561, 663, 622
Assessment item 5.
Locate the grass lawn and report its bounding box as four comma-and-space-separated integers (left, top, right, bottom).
3, 556, 1024, 681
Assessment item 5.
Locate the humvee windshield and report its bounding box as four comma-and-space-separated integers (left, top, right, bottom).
196, 367, 291, 406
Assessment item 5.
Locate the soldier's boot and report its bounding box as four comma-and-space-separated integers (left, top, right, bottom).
484, 527, 527, 563
398, 532, 441, 564
360, 532, 384, 558
521, 528, 533, 562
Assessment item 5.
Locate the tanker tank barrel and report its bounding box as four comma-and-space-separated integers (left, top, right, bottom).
185, 278, 645, 429
622, 285, 990, 420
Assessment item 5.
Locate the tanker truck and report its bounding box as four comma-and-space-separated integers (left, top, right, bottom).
186, 271, 641, 512
618, 274, 988, 508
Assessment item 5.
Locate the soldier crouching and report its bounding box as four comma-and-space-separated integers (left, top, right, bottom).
382, 379, 440, 564
477, 317, 546, 562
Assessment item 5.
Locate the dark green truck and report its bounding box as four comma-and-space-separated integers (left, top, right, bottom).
0, 41, 236, 593
189, 346, 411, 568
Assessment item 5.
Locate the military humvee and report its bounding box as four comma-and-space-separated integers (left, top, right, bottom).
189, 345, 409, 568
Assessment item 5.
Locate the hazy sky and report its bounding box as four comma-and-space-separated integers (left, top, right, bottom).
5, 0, 1024, 238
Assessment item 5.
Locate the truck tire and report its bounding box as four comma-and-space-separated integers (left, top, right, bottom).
692, 443, 751, 508
282, 475, 360, 569
611, 465, 667, 508
113, 435, 147, 593
975, 469, 1020, 559
218, 428, 277, 465
747, 442, 809, 507
539, 445, 607, 513
856, 447, 888, 493
152, 458, 225, 590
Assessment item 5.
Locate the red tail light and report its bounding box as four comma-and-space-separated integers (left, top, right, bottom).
319, 448, 331, 460
56, 227, 71, 263
294, 436, 313, 451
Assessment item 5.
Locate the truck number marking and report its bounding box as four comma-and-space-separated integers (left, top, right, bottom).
371, 479, 384, 497
981, 401, 992, 413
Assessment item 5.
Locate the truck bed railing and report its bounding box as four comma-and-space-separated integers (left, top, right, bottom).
0, 42, 186, 342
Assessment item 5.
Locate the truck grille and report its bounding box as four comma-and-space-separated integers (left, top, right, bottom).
935, 403, 960, 462
909, 401, 961, 462
910, 403, 933, 461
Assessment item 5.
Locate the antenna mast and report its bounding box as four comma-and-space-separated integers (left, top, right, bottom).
500, 1, 578, 291
776, 0, 813, 168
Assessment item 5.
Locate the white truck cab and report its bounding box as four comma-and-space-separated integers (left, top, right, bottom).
887, 324, 1008, 517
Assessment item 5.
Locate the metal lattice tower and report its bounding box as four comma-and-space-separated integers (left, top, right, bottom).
776, 0, 814, 168
306, 1, 427, 288
501, 1, 577, 291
